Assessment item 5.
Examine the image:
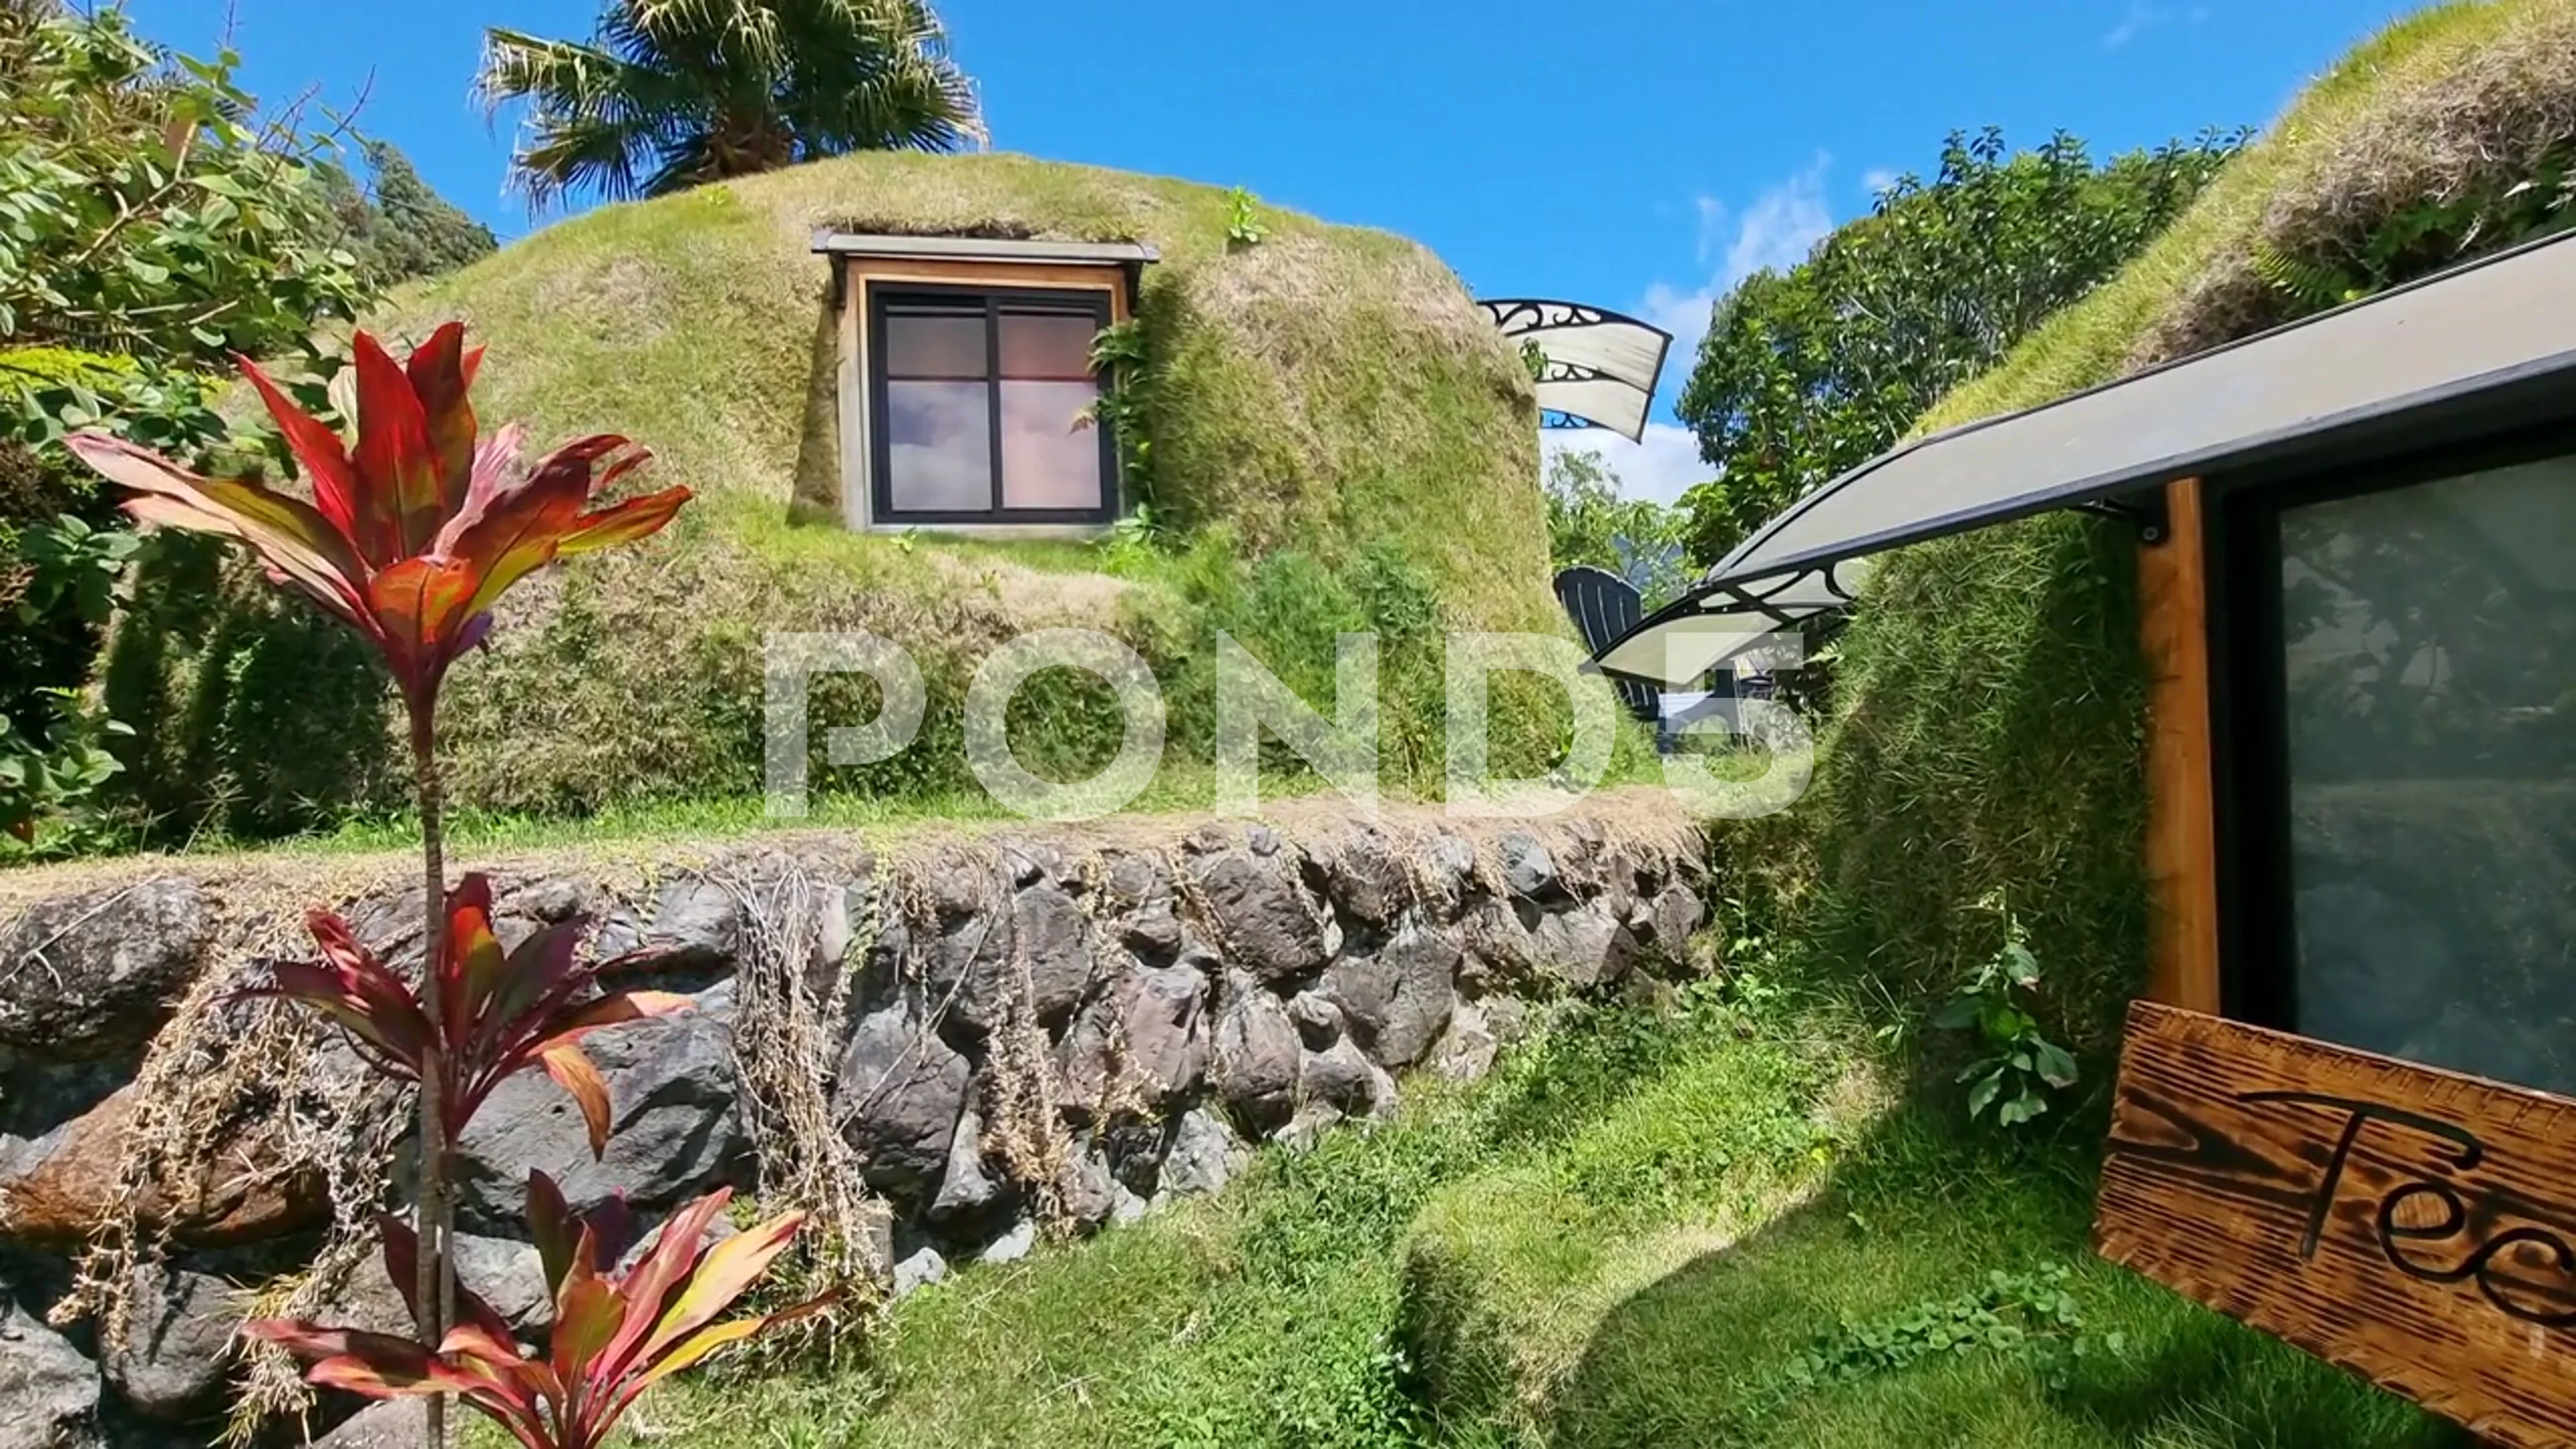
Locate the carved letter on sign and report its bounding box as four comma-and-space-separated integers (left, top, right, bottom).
2096, 1002, 2576, 1447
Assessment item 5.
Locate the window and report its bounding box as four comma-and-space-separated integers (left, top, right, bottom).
869, 286, 1116, 525
2221, 437, 2576, 1094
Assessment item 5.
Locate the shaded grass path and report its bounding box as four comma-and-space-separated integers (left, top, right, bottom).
515, 986, 2471, 1449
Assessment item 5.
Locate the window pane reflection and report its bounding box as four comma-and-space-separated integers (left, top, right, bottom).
1000, 312, 1098, 380
1000, 379, 1104, 508
885, 309, 986, 380
885, 380, 991, 512
2280, 453, 2576, 1094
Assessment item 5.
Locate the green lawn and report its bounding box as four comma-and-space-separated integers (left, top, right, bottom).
525, 983, 2469, 1449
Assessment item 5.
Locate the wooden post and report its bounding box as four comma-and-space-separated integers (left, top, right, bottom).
2138, 478, 2221, 1013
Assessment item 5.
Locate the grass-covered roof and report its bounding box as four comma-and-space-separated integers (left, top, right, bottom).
104, 152, 1582, 833
1768, 0, 2576, 1052
388, 150, 1552, 631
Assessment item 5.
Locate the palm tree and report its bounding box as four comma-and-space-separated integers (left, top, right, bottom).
474, 0, 983, 211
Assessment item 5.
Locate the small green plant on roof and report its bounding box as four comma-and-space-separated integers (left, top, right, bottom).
1086, 319, 1157, 504
1225, 185, 1269, 247
1937, 905, 2080, 1127
2251, 136, 2576, 315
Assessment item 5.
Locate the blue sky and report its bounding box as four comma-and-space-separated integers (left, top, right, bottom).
131, 0, 2413, 501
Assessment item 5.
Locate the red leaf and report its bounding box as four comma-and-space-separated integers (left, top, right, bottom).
70, 321, 692, 741
594, 1187, 733, 1385
478, 916, 586, 1058
68, 433, 374, 630
365, 554, 482, 710
437, 873, 507, 1056
522, 989, 692, 1060
235, 356, 364, 557
539, 1044, 614, 1158
551, 1242, 629, 1395
379, 1213, 519, 1350
350, 331, 439, 557
526, 1169, 580, 1297
639, 1210, 806, 1362
244, 1322, 439, 1399
405, 323, 479, 519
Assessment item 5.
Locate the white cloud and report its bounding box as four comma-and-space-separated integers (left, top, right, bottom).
1635, 155, 1836, 376
1529, 157, 1838, 508
2104, 1, 2210, 48
1721, 157, 1835, 284
1542, 424, 1709, 508
1860, 167, 1898, 199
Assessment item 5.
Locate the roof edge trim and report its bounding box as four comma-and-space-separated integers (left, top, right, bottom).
810, 230, 1161, 265
1711, 227, 2576, 584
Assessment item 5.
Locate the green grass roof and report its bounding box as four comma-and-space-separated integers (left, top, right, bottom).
342, 152, 1570, 818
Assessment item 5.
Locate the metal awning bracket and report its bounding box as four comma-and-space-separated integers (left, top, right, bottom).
2076, 487, 2172, 546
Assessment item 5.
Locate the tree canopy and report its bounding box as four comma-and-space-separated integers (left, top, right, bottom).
319, 141, 500, 289
474, 0, 984, 211
1673, 127, 2245, 566
1543, 449, 1688, 609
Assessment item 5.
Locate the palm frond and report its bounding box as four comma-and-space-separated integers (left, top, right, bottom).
476, 0, 986, 210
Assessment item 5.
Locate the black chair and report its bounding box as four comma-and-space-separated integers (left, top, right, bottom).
1552, 565, 1662, 726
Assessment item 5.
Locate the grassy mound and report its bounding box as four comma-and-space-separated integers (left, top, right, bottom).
1399, 1028, 1867, 1435
393, 153, 1564, 817
1752, 0, 2576, 1057
97, 153, 1578, 839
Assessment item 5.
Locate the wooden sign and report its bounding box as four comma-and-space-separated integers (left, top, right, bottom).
2097, 1002, 2576, 1446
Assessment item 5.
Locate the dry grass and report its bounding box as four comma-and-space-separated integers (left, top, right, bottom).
1922, 0, 2576, 433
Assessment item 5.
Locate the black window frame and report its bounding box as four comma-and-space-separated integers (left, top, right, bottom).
2206, 411, 2576, 1042
865, 281, 1120, 527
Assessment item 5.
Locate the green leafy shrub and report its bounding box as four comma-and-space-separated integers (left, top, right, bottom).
1675, 127, 2242, 565
0, 685, 126, 845
0, 3, 378, 850
0, 6, 366, 365
1935, 909, 2082, 1127
1777, 1263, 2118, 1394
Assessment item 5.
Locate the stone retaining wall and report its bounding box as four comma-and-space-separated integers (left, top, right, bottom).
0, 793, 1707, 1444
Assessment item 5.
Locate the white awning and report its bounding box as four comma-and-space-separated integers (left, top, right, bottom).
1477, 299, 1674, 443
1592, 557, 1872, 688
1587, 229, 2576, 685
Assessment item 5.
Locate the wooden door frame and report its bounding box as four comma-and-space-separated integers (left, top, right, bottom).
2139, 476, 2222, 1014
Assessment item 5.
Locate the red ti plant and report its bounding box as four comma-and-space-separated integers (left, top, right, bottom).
247, 1172, 832, 1449
66, 323, 690, 1440
252, 873, 693, 1157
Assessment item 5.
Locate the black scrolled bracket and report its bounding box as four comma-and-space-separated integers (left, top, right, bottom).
2076, 487, 2173, 547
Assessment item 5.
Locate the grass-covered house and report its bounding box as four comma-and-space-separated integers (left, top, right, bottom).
93, 152, 1598, 843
